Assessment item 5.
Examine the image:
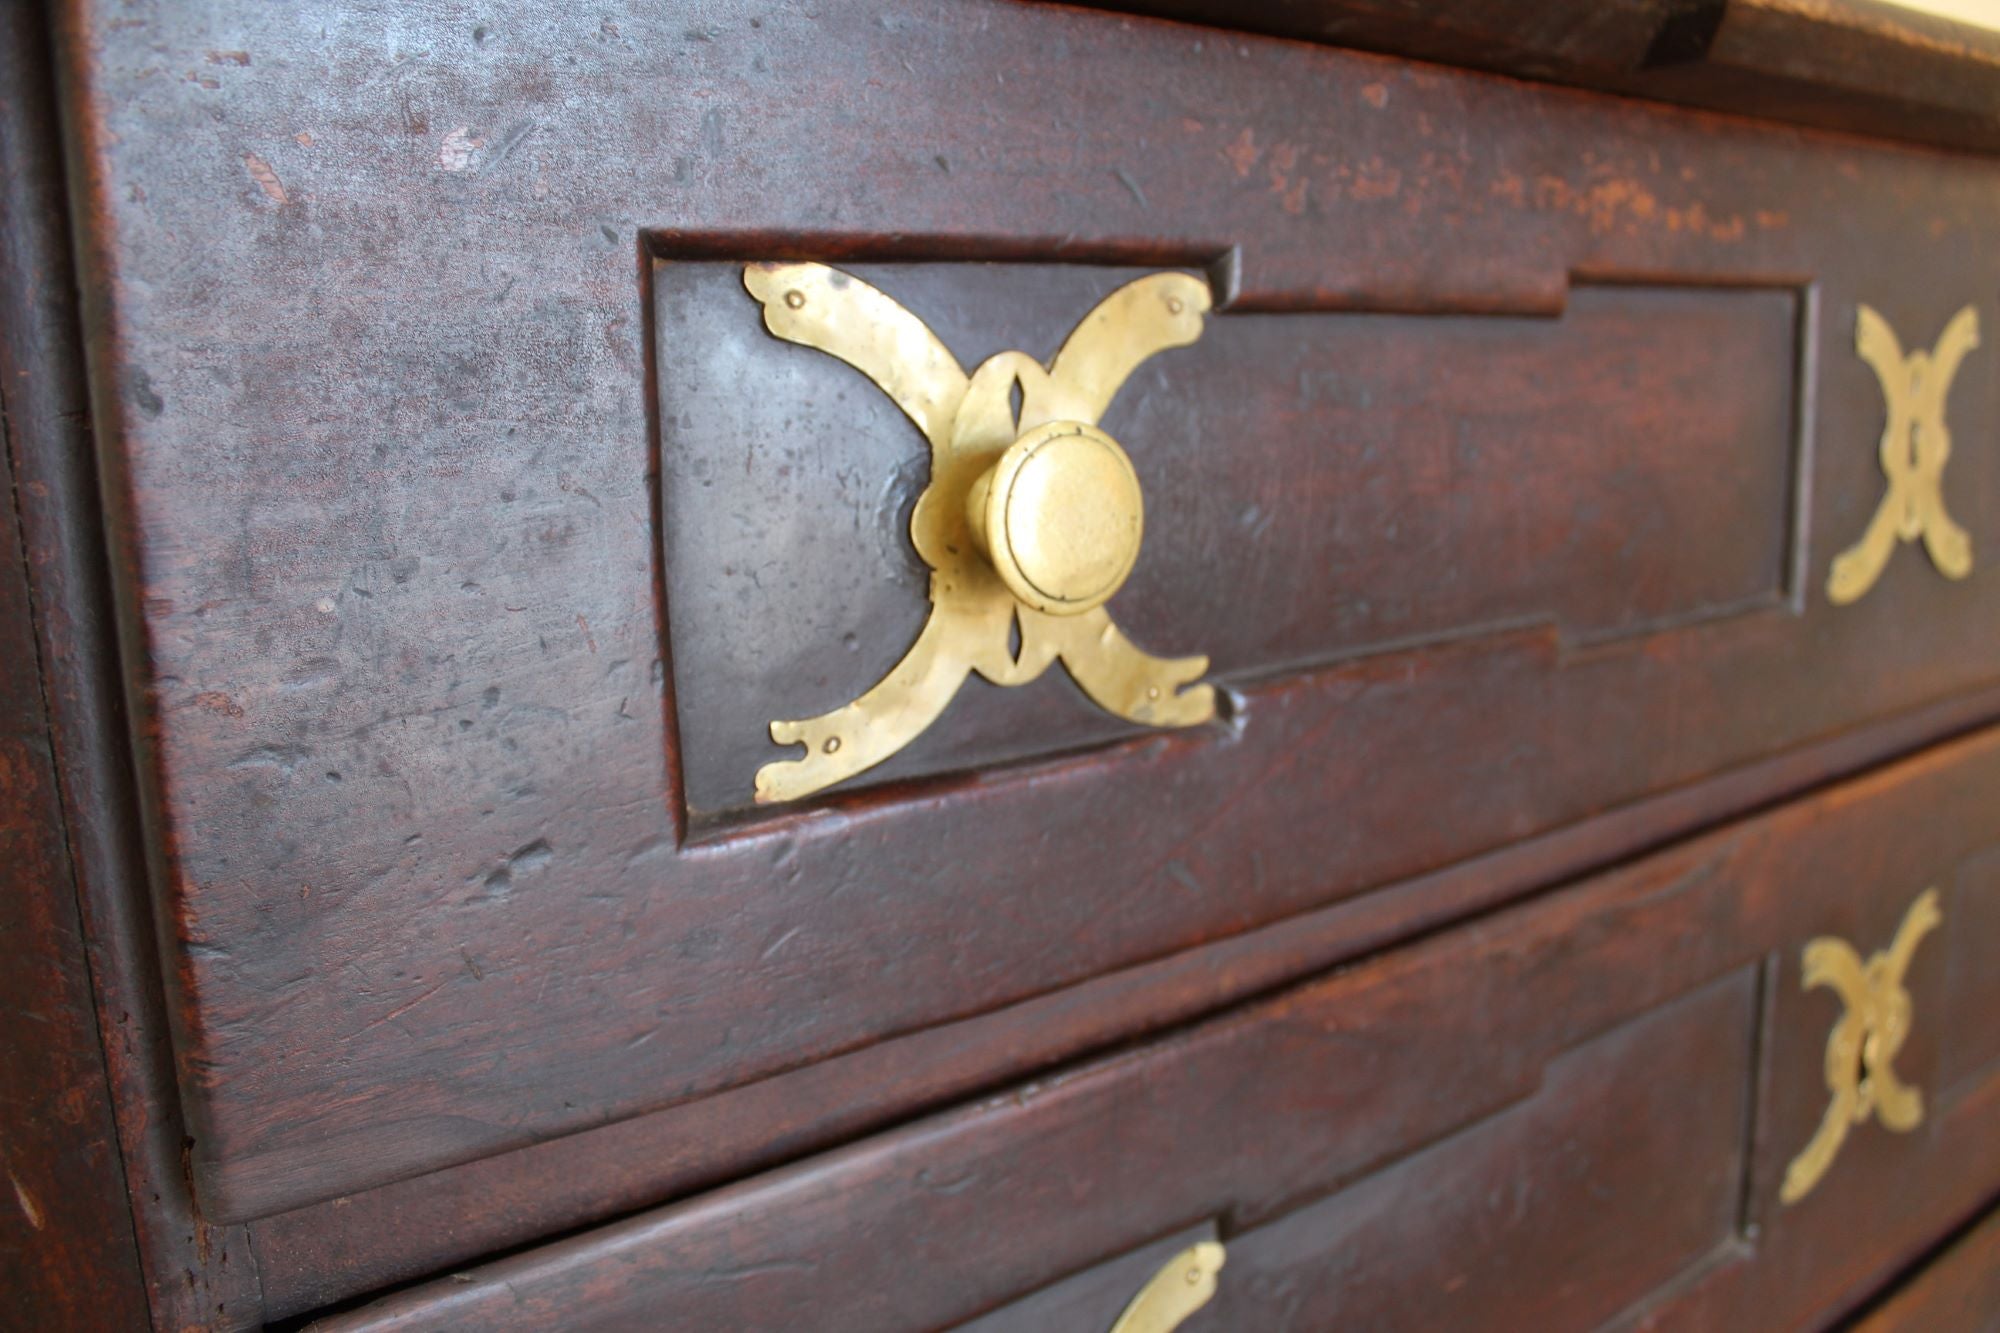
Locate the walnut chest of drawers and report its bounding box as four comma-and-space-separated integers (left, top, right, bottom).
4, 0, 2000, 1328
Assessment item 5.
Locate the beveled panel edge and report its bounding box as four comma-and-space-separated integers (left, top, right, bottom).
648, 245, 1812, 837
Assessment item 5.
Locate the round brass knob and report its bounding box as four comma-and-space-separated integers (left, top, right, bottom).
966, 420, 1144, 616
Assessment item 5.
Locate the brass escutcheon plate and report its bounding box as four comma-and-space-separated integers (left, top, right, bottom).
1780, 887, 1942, 1205
1109, 1242, 1226, 1333
1827, 305, 1979, 605
742, 262, 1218, 804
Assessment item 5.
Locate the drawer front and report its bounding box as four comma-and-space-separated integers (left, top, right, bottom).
313, 723, 2000, 1332
61, 0, 2000, 1221
1850, 1206, 2000, 1333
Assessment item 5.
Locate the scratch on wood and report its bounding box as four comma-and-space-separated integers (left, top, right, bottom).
707, 1259, 819, 1283
352, 979, 451, 1039
1166, 860, 1206, 897
1112, 166, 1149, 208
9, 1171, 44, 1230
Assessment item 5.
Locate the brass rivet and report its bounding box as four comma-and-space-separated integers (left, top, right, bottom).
1147, 685, 1160, 699
823, 736, 840, 753
1166, 296, 1184, 314
785, 290, 806, 309
1185, 1268, 1201, 1284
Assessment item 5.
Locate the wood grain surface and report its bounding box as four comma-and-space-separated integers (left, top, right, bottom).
1199, 975, 1757, 1332
308, 722, 2000, 1331
1851, 1204, 2000, 1333
1091, 0, 2000, 152
242, 674, 2000, 1321
50, 0, 2000, 1224
0, 342, 151, 1333
1, 0, 253, 1324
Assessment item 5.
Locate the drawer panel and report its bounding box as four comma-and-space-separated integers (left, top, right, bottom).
61, 0, 2000, 1219
311, 724, 2000, 1331
1208, 976, 1755, 1331
661, 267, 1803, 820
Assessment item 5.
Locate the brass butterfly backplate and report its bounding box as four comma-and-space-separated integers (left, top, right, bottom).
1108, 1242, 1226, 1333
1780, 887, 1942, 1205
742, 263, 1217, 804
1827, 305, 1980, 605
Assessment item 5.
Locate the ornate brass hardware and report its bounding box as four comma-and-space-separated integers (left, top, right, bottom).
743, 262, 1217, 804
1108, 1241, 1226, 1333
1827, 305, 1979, 605
1780, 887, 1942, 1205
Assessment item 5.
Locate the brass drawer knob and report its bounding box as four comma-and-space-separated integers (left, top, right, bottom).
966, 420, 1145, 616
742, 262, 1216, 804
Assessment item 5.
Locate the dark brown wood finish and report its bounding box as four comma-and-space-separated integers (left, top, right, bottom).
956, 1223, 1222, 1333
1, 0, 252, 1325
1942, 847, 2000, 1093
0, 340, 150, 1333
1850, 1204, 2000, 1333
1655, 0, 2000, 152
1089, 0, 2000, 153
1198, 975, 1759, 1332
51, 0, 2000, 1223
307, 722, 2000, 1332
976, 982, 1760, 1332
243, 674, 2000, 1320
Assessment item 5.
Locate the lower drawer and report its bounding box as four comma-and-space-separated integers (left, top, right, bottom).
1851, 1206, 2000, 1333
311, 725, 2000, 1332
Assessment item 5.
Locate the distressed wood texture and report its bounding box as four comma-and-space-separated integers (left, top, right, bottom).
52, 0, 2000, 1223
0, 0, 250, 1326
241, 678, 2000, 1320
1090, 0, 2000, 152
956, 1223, 1224, 1333
0, 353, 151, 1333
311, 722, 2000, 1332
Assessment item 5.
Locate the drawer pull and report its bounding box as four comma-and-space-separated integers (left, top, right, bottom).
1780, 887, 1942, 1204
1109, 1241, 1226, 1333
1827, 305, 1979, 605
742, 262, 1217, 803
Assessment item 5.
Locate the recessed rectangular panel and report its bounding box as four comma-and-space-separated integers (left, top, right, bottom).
1940, 849, 2000, 1094
1212, 974, 1755, 1331
656, 261, 1798, 820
